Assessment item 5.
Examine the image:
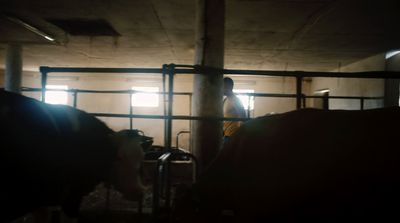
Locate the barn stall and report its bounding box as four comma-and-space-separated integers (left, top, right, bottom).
5, 63, 397, 223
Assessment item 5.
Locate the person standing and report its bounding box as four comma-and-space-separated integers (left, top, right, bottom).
223, 77, 246, 142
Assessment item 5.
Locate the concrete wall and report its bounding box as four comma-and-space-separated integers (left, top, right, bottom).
1, 71, 306, 151
310, 53, 386, 110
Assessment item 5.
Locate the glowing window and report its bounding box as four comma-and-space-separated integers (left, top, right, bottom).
131, 87, 159, 107
233, 89, 254, 110
45, 85, 68, 105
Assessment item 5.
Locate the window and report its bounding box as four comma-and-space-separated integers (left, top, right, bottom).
45, 85, 68, 105
131, 87, 159, 107
233, 89, 254, 110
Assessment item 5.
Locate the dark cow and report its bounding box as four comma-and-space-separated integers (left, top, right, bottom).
173, 107, 400, 222
0, 90, 145, 222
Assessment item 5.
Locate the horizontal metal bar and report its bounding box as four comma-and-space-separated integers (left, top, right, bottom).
231, 93, 382, 100
173, 66, 400, 79
304, 95, 384, 100
39, 66, 163, 74
18, 87, 384, 100
223, 69, 400, 79
39, 65, 400, 79
169, 64, 196, 68
19, 87, 384, 101
20, 87, 192, 95
241, 93, 297, 98
91, 113, 249, 121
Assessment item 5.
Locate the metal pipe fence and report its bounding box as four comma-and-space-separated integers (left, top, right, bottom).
27, 64, 400, 149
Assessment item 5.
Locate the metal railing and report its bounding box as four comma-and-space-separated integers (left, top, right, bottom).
23, 65, 391, 146
152, 151, 198, 220
27, 63, 400, 147
32, 64, 400, 219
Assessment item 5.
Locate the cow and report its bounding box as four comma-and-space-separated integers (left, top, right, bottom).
173, 107, 400, 222
0, 90, 145, 222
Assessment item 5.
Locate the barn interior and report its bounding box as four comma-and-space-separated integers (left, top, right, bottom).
1, 0, 400, 222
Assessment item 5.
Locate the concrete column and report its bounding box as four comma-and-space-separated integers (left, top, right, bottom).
5, 44, 23, 93
385, 52, 400, 107
191, 0, 225, 171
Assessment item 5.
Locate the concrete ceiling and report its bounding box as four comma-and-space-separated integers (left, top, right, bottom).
0, 0, 399, 72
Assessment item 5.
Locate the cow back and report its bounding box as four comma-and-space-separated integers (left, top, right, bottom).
189, 107, 400, 221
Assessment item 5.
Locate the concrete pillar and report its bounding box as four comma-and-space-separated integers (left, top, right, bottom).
385, 52, 400, 107
191, 0, 225, 171
5, 44, 23, 93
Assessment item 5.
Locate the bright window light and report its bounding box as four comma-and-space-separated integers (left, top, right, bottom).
45, 85, 68, 105
131, 87, 159, 107
233, 89, 254, 110
386, 50, 400, 59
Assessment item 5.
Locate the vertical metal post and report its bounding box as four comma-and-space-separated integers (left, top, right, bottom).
189, 94, 192, 117
166, 64, 175, 150
165, 160, 171, 210
296, 76, 303, 109
40, 69, 48, 102
152, 153, 171, 219
360, 98, 364, 110
162, 64, 168, 149
302, 94, 306, 108
247, 94, 251, 118
189, 93, 193, 153
252, 95, 256, 118
323, 93, 329, 110
73, 90, 78, 108
129, 90, 133, 130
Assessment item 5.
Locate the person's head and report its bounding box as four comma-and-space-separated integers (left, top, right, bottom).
223, 77, 234, 96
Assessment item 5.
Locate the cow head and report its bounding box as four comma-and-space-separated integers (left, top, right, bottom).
109, 129, 147, 201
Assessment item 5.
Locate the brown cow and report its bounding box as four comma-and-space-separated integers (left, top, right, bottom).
173, 107, 400, 222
